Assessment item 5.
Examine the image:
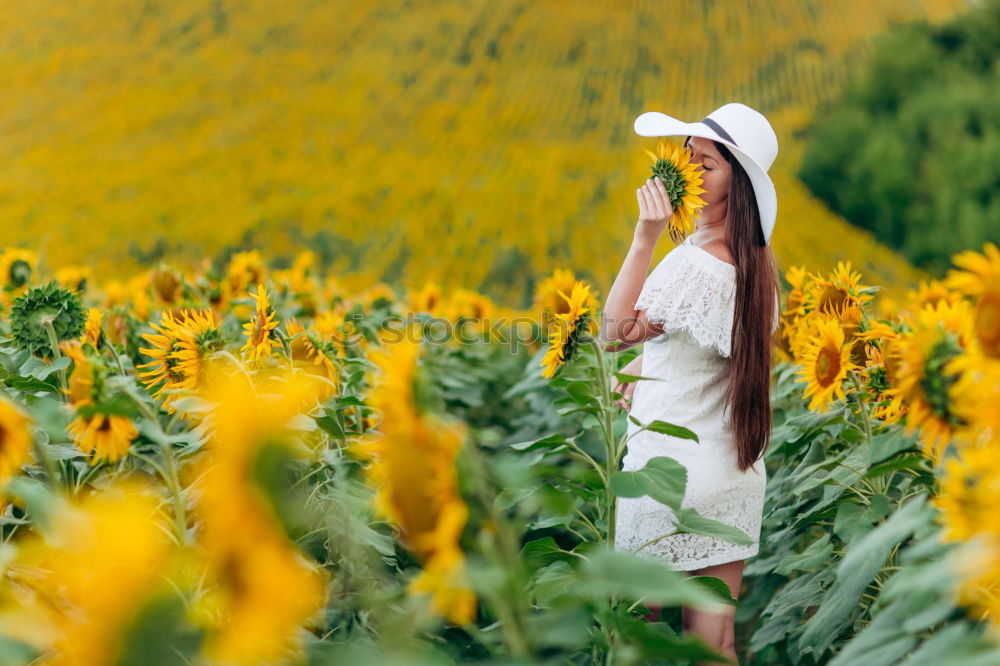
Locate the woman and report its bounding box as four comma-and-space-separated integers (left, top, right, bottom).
600, 102, 781, 663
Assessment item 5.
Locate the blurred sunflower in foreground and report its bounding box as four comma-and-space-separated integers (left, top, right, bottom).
350, 327, 476, 625
0, 479, 178, 665
184, 360, 329, 664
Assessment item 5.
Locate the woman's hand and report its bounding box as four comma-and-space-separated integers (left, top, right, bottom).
613, 354, 643, 411
636, 176, 675, 242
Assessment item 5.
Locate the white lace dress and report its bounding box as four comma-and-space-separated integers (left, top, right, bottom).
613, 234, 775, 571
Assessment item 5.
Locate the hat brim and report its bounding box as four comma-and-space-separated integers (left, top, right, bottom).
634, 111, 777, 245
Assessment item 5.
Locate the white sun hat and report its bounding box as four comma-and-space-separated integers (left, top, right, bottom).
634, 102, 779, 245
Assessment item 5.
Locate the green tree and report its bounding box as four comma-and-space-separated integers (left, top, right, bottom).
798, 0, 1000, 276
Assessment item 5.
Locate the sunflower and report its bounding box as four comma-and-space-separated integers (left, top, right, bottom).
887, 299, 976, 461
361, 283, 397, 309
286, 318, 339, 397
945, 241, 1000, 359
150, 265, 183, 305
795, 316, 859, 412
540, 281, 600, 379
9, 282, 87, 359
857, 319, 908, 423
946, 350, 1000, 444
644, 138, 707, 238
932, 441, 1000, 543
949, 535, 1000, 631
169, 310, 224, 382
443, 288, 496, 337
930, 429, 1000, 629
189, 532, 328, 664
137, 309, 224, 413
836, 301, 869, 366
409, 542, 477, 625
905, 278, 963, 315
61, 340, 96, 408
350, 330, 476, 622
126, 273, 153, 321
55, 265, 92, 293
358, 412, 468, 559
0, 479, 174, 665
785, 311, 824, 365
0, 397, 33, 482
875, 293, 900, 320
410, 281, 444, 317
62, 340, 138, 465
0, 248, 36, 290
535, 269, 579, 317
183, 361, 328, 663
82, 307, 104, 350
225, 250, 267, 297
66, 413, 138, 465
782, 265, 809, 318
310, 309, 345, 339
777, 266, 811, 357
802, 261, 875, 319
185, 360, 326, 550
240, 283, 282, 362
273, 251, 321, 316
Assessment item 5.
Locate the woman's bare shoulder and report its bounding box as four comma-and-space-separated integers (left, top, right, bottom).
697, 238, 735, 267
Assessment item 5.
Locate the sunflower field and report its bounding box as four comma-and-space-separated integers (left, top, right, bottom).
2, 0, 999, 663
0, 239, 995, 665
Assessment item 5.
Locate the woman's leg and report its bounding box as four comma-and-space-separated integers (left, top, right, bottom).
641, 603, 661, 622
682, 559, 745, 665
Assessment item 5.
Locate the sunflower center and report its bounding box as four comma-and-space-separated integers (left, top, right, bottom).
976, 294, 999, 358
918, 334, 963, 423
787, 292, 803, 311
8, 259, 31, 287
818, 286, 849, 315
815, 345, 842, 387
252, 314, 266, 344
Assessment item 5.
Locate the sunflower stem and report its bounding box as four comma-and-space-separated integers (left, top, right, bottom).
159, 436, 188, 543
122, 388, 188, 543
110, 347, 130, 378
33, 436, 63, 495
274, 327, 294, 368
850, 371, 874, 445
40, 318, 68, 397
590, 338, 618, 547
465, 442, 533, 657
849, 370, 880, 493
72, 458, 105, 496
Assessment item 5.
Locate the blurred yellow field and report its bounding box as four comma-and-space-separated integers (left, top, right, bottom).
0, 0, 966, 303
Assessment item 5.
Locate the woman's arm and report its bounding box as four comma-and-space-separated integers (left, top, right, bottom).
599, 176, 673, 351
599, 233, 663, 351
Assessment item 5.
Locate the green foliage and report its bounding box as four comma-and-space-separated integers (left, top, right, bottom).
736, 360, 1000, 663
797, 0, 1000, 275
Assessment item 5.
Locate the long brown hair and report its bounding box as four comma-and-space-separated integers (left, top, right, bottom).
684, 136, 780, 473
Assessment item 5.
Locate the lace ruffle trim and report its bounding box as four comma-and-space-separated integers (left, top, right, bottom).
615, 492, 762, 569
634, 244, 736, 357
